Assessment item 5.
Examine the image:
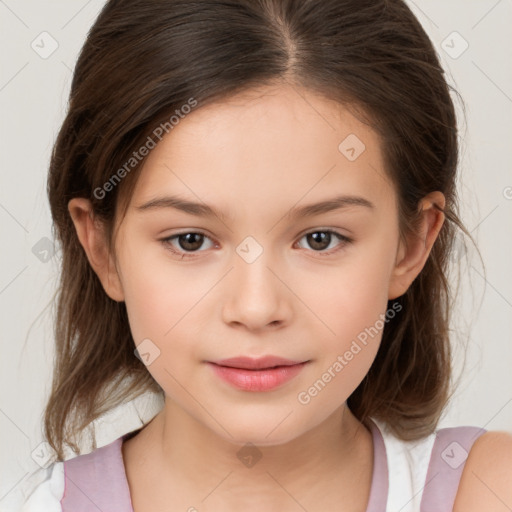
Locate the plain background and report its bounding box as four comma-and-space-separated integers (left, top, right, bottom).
1, 0, 511, 503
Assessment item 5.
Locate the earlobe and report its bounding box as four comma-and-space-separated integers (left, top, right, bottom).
388, 191, 445, 300
67, 198, 125, 302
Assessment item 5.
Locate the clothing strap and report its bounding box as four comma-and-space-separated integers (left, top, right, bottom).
61, 434, 135, 512
420, 426, 487, 511
365, 418, 389, 511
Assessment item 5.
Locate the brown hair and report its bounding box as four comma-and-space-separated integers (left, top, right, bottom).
44, 0, 478, 461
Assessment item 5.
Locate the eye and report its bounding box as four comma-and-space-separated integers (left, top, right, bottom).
295, 229, 352, 255
160, 229, 352, 259
160, 232, 215, 258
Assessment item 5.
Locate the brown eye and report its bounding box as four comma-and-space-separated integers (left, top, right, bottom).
176, 233, 205, 251
161, 231, 215, 257
296, 230, 352, 254
306, 232, 331, 251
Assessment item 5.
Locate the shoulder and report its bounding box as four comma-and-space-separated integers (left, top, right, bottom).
0, 462, 65, 512
453, 429, 512, 511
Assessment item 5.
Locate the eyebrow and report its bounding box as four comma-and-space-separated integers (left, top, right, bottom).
134, 194, 375, 220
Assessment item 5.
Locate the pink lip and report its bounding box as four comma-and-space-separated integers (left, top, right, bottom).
207, 356, 309, 392
212, 355, 305, 370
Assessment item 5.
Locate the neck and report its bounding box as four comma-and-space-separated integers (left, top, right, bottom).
127, 398, 373, 511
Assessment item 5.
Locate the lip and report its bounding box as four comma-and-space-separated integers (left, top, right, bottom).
212, 356, 306, 370
207, 356, 310, 392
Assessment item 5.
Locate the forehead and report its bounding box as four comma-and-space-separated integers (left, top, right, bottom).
128, 83, 395, 219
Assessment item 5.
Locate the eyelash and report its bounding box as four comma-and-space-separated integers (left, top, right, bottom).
159, 229, 352, 259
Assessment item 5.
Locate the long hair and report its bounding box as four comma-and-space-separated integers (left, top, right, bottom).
45, 0, 477, 461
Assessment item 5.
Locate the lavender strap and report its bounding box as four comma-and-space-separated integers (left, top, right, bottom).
420, 426, 487, 512
365, 418, 389, 511
61, 435, 135, 512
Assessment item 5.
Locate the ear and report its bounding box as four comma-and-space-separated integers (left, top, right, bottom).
388, 191, 445, 300
68, 198, 125, 302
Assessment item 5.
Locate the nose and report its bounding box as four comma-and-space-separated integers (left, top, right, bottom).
221, 247, 292, 332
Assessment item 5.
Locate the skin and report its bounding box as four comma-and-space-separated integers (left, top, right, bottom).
69, 82, 451, 511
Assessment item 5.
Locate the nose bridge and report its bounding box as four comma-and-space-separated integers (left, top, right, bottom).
222, 235, 290, 329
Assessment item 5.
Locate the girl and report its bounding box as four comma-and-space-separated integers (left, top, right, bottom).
11, 0, 512, 510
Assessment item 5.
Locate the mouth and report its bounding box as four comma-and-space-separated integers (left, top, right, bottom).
206, 356, 310, 392
210, 355, 308, 370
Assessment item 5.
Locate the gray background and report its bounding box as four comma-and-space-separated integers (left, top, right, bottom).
1, 0, 511, 503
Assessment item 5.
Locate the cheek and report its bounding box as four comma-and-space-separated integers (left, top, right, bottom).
119, 239, 206, 340
299, 237, 397, 386
118, 240, 227, 388
119, 250, 210, 393
308, 250, 394, 343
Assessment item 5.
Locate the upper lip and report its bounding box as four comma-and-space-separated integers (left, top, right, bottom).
210, 356, 307, 370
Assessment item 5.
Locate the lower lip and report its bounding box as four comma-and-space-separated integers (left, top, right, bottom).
208, 362, 308, 392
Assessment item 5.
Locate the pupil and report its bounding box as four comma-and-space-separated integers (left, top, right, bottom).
308, 232, 330, 250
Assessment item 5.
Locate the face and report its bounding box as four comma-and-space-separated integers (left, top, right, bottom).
109, 83, 403, 446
